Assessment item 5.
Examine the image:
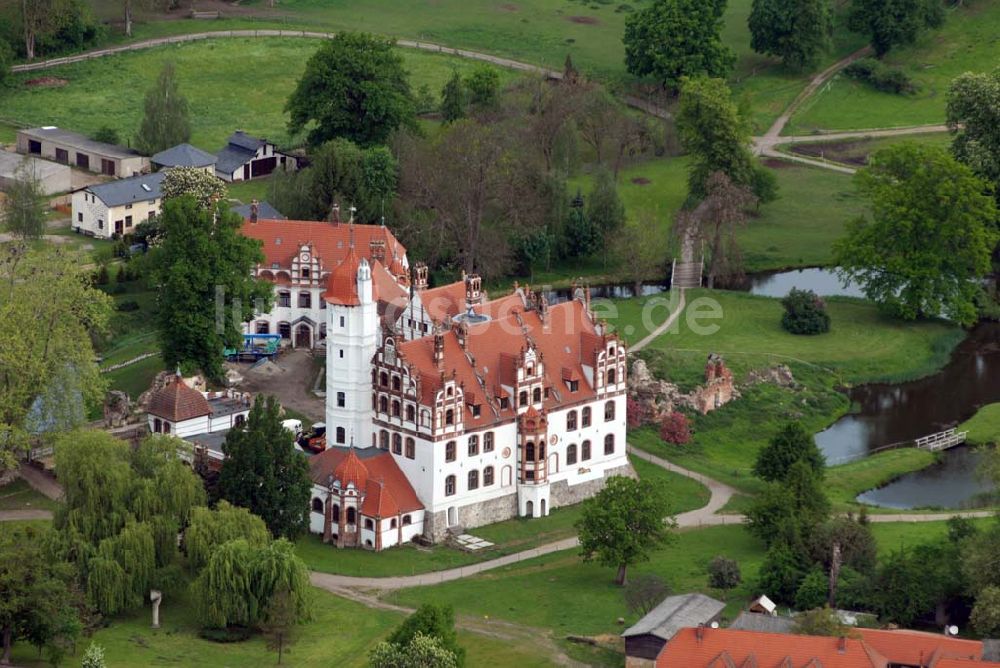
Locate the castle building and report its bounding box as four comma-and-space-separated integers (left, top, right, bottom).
241, 216, 633, 549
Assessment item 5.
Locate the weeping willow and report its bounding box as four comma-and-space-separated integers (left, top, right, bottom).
185, 501, 270, 571
86, 557, 128, 616
193, 539, 259, 628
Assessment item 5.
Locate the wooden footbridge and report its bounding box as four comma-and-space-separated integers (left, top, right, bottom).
826, 428, 968, 466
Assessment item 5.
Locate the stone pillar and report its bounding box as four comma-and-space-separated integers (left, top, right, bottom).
150, 590, 162, 629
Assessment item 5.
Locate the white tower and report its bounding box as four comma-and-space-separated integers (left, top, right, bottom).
324, 250, 378, 449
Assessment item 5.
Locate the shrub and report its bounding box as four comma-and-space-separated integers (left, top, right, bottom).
626, 397, 648, 429
781, 288, 830, 335
794, 568, 829, 610
94, 265, 110, 286
624, 573, 671, 615
659, 411, 691, 444
198, 625, 254, 643
707, 555, 741, 590
92, 126, 120, 145
844, 58, 915, 95
117, 300, 141, 312
81, 643, 107, 668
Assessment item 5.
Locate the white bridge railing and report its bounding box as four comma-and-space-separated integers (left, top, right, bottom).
916, 428, 968, 451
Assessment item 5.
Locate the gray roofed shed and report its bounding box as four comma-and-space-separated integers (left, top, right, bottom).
86, 171, 166, 207
728, 611, 796, 634
151, 143, 217, 169
232, 200, 285, 220
623, 593, 725, 661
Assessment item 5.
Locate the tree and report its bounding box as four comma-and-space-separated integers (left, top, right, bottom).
623, 0, 735, 91
0, 41, 12, 89
576, 476, 676, 585
707, 556, 742, 591
150, 196, 272, 379
16, 0, 57, 60
136, 62, 191, 156
962, 522, 1000, 593
577, 88, 621, 166
369, 633, 459, 668
588, 168, 626, 267
834, 143, 998, 326
440, 70, 465, 124
873, 548, 936, 625
305, 138, 398, 223
947, 69, 1000, 202
748, 0, 831, 69
659, 411, 691, 444
753, 422, 825, 483
81, 642, 107, 668
564, 192, 601, 258
184, 501, 271, 571
261, 588, 298, 665
1, 160, 47, 240
781, 288, 830, 335
0, 246, 112, 474
746, 460, 830, 548
466, 64, 500, 109
161, 167, 227, 208
677, 77, 775, 203
675, 171, 757, 288
624, 573, 671, 615
972, 587, 1000, 637
612, 218, 670, 294
286, 32, 416, 147
848, 0, 945, 57
0, 525, 80, 665
757, 541, 805, 604
516, 225, 553, 282
793, 606, 852, 636
219, 395, 312, 540
795, 569, 830, 610
386, 604, 464, 667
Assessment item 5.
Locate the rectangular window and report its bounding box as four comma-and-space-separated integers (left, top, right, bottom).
125, 203, 133, 210
468, 435, 479, 457
301, 268, 310, 279
340, 316, 345, 327
339, 350, 344, 359
55, 148, 68, 164
278, 293, 291, 308
77, 212, 83, 223
336, 392, 345, 408
98, 219, 104, 229
76, 153, 89, 169
483, 432, 494, 452
405, 438, 415, 459
125, 215, 133, 227
445, 441, 456, 462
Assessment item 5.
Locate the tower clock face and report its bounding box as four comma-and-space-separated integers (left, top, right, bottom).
300, 253, 310, 263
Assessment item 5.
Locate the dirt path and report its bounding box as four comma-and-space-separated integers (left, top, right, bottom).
235, 349, 325, 422
0, 509, 55, 521
630, 289, 687, 352
18, 463, 63, 500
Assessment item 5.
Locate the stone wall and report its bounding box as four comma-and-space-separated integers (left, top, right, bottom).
551, 462, 636, 508
424, 491, 519, 542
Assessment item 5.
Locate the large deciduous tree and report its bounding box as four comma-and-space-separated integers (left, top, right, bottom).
150, 196, 272, 379
676, 76, 776, 202
834, 143, 998, 326
136, 62, 191, 156
184, 501, 271, 571
161, 167, 227, 208
748, 0, 831, 69
947, 69, 1000, 202
286, 32, 416, 147
1, 160, 46, 240
576, 475, 675, 585
847, 0, 945, 57
385, 604, 465, 667
623, 0, 735, 91
746, 460, 830, 548
219, 396, 312, 540
0, 246, 112, 474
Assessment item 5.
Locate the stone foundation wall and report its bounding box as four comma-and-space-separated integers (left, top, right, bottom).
550, 462, 636, 508
424, 491, 518, 542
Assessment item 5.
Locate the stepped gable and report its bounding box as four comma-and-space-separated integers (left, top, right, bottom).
397, 297, 615, 429
309, 447, 423, 519
146, 373, 211, 422
240, 218, 405, 281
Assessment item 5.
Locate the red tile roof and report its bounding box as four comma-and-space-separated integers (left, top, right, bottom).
418, 280, 469, 323
333, 447, 368, 490
309, 447, 423, 518
241, 218, 405, 277
146, 374, 211, 422
857, 629, 985, 666
323, 247, 363, 306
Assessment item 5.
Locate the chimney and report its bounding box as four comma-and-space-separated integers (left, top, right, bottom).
695, 624, 705, 643
434, 330, 445, 369
250, 199, 259, 224
369, 238, 386, 264
413, 262, 428, 291
465, 273, 483, 310
349, 205, 356, 224
456, 320, 469, 350
330, 203, 340, 224
837, 636, 847, 654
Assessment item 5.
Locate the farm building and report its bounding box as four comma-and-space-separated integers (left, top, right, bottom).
0, 150, 71, 196
623, 594, 725, 667
17, 126, 148, 177
215, 130, 298, 182
71, 171, 165, 238
151, 143, 217, 173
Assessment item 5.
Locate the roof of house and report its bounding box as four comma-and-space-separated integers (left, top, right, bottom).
151, 143, 217, 168
396, 295, 616, 430
309, 446, 423, 518
146, 374, 211, 422
728, 611, 796, 634
20, 126, 142, 160
85, 171, 165, 207
323, 247, 365, 306
984, 640, 1000, 662
232, 200, 285, 220
240, 218, 407, 280
857, 628, 985, 666
623, 594, 725, 641
215, 131, 271, 174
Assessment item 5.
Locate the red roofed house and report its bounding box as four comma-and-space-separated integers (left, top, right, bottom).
655, 626, 1000, 668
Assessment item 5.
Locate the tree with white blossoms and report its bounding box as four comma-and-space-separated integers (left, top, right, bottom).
369, 633, 459, 668
161, 167, 227, 208
81, 642, 107, 668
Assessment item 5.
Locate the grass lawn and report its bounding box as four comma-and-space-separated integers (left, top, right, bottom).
960, 403, 1000, 447
825, 448, 937, 511
787, 3, 1000, 133
0, 479, 60, 512
0, 38, 513, 150
781, 132, 952, 168
104, 354, 166, 400
300, 453, 709, 576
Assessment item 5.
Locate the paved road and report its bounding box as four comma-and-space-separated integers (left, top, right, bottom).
0, 509, 54, 521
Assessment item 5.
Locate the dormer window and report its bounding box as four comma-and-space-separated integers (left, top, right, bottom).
499, 397, 509, 409
471, 404, 481, 418
271, 263, 279, 270
568, 380, 579, 392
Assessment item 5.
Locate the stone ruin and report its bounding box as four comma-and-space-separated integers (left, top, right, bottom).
689, 353, 737, 415
103, 390, 132, 427
136, 370, 206, 413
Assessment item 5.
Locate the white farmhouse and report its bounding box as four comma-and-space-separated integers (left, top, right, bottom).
215, 131, 298, 182
71, 171, 165, 238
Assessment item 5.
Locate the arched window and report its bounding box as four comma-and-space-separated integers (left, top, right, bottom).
406, 405, 415, 422
538, 443, 546, 459
533, 387, 541, 403
445, 475, 456, 496
379, 430, 389, 450
582, 406, 592, 427
379, 396, 388, 413
153, 418, 161, 433
311, 497, 323, 513
332, 505, 340, 522
392, 375, 401, 391
405, 437, 415, 459
484, 466, 494, 486
468, 435, 479, 456
392, 433, 402, 455
336, 426, 345, 444
380, 372, 389, 387
567, 410, 577, 431
582, 440, 591, 460
390, 518, 398, 529
468, 470, 479, 490
391, 400, 401, 417
525, 442, 535, 460
519, 391, 528, 407
364, 518, 374, 530
402, 514, 412, 525
445, 441, 456, 462
346, 507, 356, 524
604, 434, 615, 455
566, 443, 578, 465
607, 368, 616, 385
605, 401, 615, 422
445, 409, 455, 425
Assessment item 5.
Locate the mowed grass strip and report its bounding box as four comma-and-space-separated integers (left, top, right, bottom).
960, 403, 1000, 447
0, 38, 513, 150
787, 2, 1000, 132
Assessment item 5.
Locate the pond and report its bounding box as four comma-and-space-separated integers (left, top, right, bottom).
856, 445, 994, 510
727, 267, 865, 299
